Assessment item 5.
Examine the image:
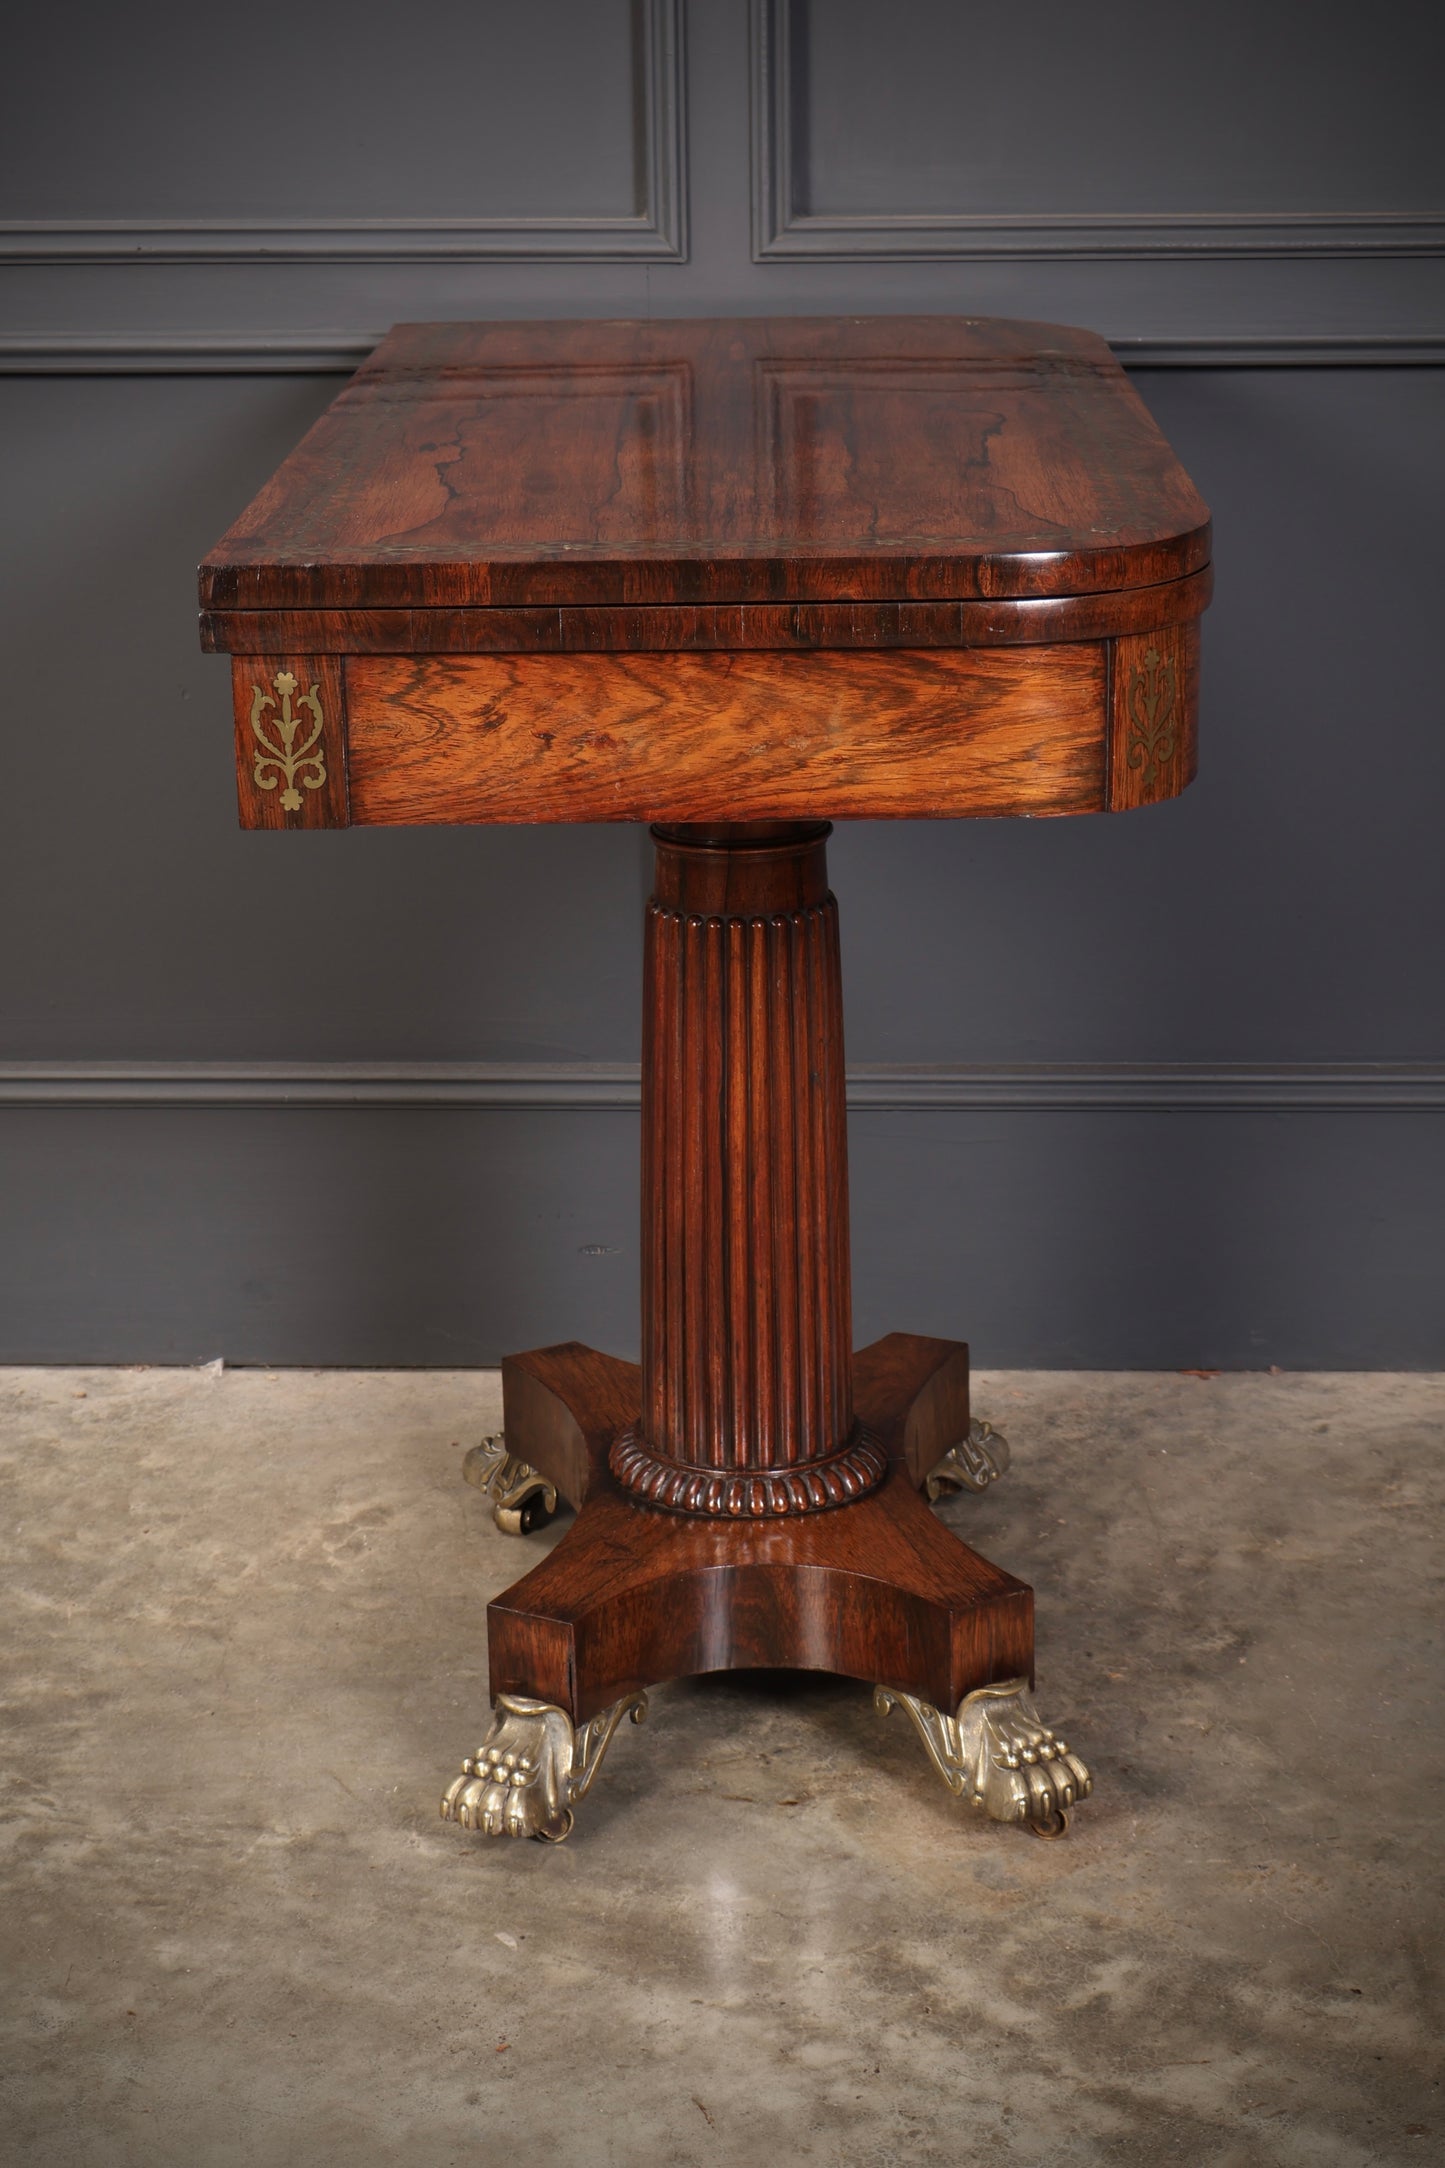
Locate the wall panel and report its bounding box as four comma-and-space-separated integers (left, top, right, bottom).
0, 0, 1440, 1364
0, 0, 687, 261
752, 0, 1445, 253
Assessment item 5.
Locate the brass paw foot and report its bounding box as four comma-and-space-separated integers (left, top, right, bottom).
924, 1418, 1011, 1500
463, 1433, 558, 1534
440, 1692, 647, 1842
876, 1676, 1091, 1837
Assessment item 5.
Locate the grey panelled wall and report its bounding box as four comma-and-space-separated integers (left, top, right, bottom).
1, 0, 1442, 1366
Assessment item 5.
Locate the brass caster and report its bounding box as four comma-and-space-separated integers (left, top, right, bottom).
924, 1418, 1011, 1500
1030, 1807, 1072, 1840
876, 1676, 1091, 1836
441, 1692, 647, 1842
463, 1433, 558, 1534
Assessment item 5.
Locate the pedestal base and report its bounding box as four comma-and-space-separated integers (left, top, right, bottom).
443, 1333, 1090, 1841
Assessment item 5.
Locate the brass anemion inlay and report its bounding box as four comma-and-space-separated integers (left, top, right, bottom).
250, 669, 326, 812
1125, 645, 1178, 791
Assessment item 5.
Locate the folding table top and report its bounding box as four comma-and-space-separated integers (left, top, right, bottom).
202, 316, 1210, 831
201, 315, 1210, 632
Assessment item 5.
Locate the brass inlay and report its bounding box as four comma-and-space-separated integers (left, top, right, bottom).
250, 669, 326, 813
1125, 644, 1178, 791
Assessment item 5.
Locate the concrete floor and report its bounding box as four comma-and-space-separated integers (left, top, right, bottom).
0, 1365, 1441, 2167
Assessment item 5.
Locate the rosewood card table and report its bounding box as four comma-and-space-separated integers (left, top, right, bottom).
202, 315, 1210, 1843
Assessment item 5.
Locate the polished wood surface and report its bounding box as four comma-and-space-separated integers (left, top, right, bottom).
202, 315, 1210, 617
202, 315, 1211, 1774
343, 645, 1107, 824
499, 1342, 639, 1514
1109, 619, 1201, 812
621, 825, 869, 1515
487, 1335, 1032, 1726
230, 656, 350, 830
478, 833, 1037, 1725
201, 565, 1212, 656
207, 313, 1210, 833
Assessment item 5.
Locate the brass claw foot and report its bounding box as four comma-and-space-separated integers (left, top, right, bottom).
463, 1433, 558, 1535
440, 1692, 648, 1842
924, 1418, 1011, 1500
876, 1676, 1091, 1837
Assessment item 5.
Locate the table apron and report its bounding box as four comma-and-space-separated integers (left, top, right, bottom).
226, 626, 1202, 827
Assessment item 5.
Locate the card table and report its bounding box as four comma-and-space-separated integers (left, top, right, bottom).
202, 315, 1210, 1841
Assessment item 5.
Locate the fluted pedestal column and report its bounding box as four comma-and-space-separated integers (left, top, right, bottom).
472, 824, 1036, 1776
610, 822, 885, 1516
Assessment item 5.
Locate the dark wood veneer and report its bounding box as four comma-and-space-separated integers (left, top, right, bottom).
202, 316, 1210, 1815
487, 1334, 1032, 1725
625, 824, 868, 1514
207, 315, 1208, 836
202, 316, 1210, 616
1109, 619, 1201, 811
344, 646, 1108, 824
230, 656, 349, 830
200, 566, 1212, 656
481, 826, 1032, 1725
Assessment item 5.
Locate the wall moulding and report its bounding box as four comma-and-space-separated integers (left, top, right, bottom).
2, 332, 1442, 376
1, 1063, 1441, 1112
0, 0, 686, 265
750, 0, 1445, 264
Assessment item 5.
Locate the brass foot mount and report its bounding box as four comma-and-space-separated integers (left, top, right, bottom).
924, 1418, 1011, 1500
877, 1676, 1091, 1837
441, 1693, 648, 1842
463, 1433, 557, 1535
